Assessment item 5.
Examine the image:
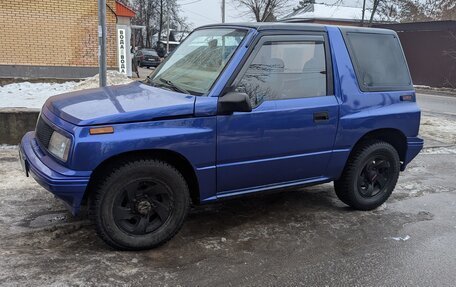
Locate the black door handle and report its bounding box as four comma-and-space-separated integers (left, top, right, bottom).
313, 111, 329, 123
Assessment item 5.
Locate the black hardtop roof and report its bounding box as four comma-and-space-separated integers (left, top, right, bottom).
199, 22, 326, 31
197, 22, 396, 35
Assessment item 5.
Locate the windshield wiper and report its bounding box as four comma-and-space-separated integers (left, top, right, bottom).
159, 78, 190, 95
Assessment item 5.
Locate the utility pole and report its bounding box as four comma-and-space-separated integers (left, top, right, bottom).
360, 0, 366, 27
221, 0, 226, 23
98, 0, 107, 87
166, 4, 170, 54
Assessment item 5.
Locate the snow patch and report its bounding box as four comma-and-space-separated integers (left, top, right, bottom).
394, 182, 451, 200
420, 115, 456, 146
388, 235, 411, 241
0, 81, 77, 109
72, 70, 133, 91
422, 146, 456, 154
201, 238, 224, 250
414, 85, 431, 89
0, 145, 18, 150
0, 71, 134, 109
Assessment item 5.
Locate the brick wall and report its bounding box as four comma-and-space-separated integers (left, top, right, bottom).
0, 0, 117, 68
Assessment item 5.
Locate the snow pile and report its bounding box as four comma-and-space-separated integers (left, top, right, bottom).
71, 70, 133, 91
0, 81, 77, 109
0, 71, 135, 109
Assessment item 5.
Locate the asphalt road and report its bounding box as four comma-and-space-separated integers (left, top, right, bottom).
417, 93, 456, 116
0, 93, 455, 286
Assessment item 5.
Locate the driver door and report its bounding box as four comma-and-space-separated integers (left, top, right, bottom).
216, 34, 339, 194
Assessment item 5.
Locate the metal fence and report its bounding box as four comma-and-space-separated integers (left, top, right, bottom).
374, 21, 456, 88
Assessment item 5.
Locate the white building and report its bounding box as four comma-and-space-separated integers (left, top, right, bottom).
283, 0, 384, 26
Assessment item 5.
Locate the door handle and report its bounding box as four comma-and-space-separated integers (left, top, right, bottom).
313, 111, 329, 123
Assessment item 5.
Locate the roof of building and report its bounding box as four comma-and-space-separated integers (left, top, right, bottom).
282, 0, 382, 23
116, 1, 135, 18
159, 40, 181, 45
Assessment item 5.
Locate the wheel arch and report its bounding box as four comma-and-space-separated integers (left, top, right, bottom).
350, 128, 407, 163
83, 149, 200, 206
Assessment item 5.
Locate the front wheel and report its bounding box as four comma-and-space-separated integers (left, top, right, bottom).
334, 140, 400, 210
90, 160, 190, 250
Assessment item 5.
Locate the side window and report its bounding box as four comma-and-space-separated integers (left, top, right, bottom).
345, 32, 412, 91
235, 41, 327, 107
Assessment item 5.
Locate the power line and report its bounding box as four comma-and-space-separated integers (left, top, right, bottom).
185, 8, 220, 22
179, 0, 203, 6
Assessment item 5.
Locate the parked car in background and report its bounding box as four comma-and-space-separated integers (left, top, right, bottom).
158, 40, 180, 54
134, 49, 161, 68
19, 23, 422, 251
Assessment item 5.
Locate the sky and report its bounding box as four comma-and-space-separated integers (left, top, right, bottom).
179, 0, 372, 28
179, 0, 251, 28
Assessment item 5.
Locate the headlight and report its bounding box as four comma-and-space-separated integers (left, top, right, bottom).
48, 131, 71, 162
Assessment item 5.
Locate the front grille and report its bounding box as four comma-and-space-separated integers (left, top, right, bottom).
35, 116, 54, 148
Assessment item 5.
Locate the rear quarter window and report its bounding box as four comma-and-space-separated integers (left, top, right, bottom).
344, 31, 413, 92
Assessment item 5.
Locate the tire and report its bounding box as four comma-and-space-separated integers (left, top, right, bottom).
334, 140, 400, 210
90, 159, 190, 250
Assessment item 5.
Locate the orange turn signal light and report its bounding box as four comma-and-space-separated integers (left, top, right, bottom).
89, 126, 114, 135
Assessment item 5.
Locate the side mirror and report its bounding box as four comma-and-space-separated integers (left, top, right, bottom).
218, 92, 252, 115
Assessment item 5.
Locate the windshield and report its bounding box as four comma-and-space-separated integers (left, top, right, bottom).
142, 50, 158, 56
147, 28, 247, 96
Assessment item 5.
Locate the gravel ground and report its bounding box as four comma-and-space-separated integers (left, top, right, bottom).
0, 112, 455, 286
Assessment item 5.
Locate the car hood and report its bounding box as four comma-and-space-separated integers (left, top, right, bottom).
45, 82, 196, 126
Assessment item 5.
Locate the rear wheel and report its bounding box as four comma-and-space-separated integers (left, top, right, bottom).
90, 159, 190, 250
334, 140, 400, 210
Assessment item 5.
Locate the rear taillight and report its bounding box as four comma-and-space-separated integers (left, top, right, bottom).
400, 94, 415, 102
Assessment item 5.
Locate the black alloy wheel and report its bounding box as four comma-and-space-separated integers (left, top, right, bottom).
90, 159, 190, 250
357, 155, 393, 198
334, 140, 400, 210
113, 179, 173, 235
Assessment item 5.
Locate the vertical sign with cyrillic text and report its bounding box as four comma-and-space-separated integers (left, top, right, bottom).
117, 28, 127, 74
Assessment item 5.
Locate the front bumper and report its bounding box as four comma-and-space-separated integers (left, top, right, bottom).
401, 136, 424, 171
20, 132, 90, 215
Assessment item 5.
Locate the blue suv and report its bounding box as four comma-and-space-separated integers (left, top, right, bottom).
19, 23, 423, 250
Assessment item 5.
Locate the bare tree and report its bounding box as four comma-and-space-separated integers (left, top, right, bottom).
131, 0, 158, 47
293, 0, 315, 11
354, 0, 383, 26
368, 0, 381, 24
131, 0, 190, 48
377, 0, 456, 22
233, 0, 292, 22
439, 0, 456, 20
